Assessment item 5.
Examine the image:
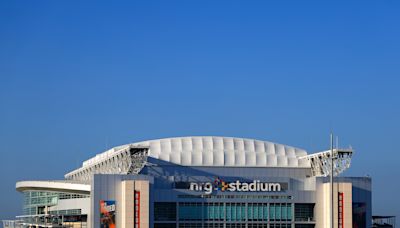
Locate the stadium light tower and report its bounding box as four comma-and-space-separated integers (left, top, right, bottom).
299, 135, 353, 228
330, 134, 334, 228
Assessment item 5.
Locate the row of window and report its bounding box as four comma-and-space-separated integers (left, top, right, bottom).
22, 191, 89, 215
23, 207, 37, 216
26, 196, 58, 206
49, 209, 82, 215
178, 195, 292, 200
154, 224, 313, 228
179, 203, 292, 221
58, 193, 90, 200
155, 202, 311, 222
24, 191, 89, 202
21, 214, 87, 226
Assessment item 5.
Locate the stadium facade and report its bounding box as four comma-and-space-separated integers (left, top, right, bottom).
11, 136, 371, 228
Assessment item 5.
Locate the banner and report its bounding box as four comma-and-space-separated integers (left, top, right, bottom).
100, 200, 116, 228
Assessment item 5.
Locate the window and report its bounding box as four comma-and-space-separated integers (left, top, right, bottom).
226, 223, 246, 228
270, 204, 276, 221
247, 203, 266, 221
154, 203, 176, 221
179, 203, 202, 221
204, 203, 224, 221
282, 203, 292, 221
204, 223, 224, 228
154, 223, 176, 228
295, 204, 314, 222
179, 223, 202, 228
248, 224, 268, 228
294, 225, 315, 228
226, 203, 246, 221
269, 224, 291, 228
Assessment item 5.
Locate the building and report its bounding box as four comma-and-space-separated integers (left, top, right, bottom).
11, 136, 371, 228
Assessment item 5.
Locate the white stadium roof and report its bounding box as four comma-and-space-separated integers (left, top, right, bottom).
16, 137, 353, 189
63, 136, 314, 182
82, 136, 310, 168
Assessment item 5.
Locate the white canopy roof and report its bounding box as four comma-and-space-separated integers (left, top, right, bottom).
82, 136, 310, 168
16, 180, 90, 193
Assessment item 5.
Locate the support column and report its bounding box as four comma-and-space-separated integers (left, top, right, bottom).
134, 180, 149, 228
122, 180, 135, 228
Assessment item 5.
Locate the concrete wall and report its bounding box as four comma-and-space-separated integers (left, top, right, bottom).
49, 198, 91, 215
315, 177, 371, 228
315, 182, 353, 228
135, 180, 149, 228
91, 174, 153, 228
121, 180, 134, 228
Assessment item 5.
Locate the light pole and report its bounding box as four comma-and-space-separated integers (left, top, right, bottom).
299, 135, 353, 228
330, 133, 334, 228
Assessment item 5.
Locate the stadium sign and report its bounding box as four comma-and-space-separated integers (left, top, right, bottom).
189, 177, 282, 194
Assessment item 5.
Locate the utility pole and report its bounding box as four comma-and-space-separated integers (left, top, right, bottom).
330, 133, 334, 228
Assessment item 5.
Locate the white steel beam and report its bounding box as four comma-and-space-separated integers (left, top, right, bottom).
64, 145, 149, 182
299, 148, 353, 177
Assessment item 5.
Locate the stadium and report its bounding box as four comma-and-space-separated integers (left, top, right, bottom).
10, 136, 371, 228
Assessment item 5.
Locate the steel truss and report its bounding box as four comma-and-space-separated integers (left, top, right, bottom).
64, 146, 149, 182
300, 148, 353, 177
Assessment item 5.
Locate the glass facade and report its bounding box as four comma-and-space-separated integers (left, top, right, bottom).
179, 203, 203, 221
155, 203, 177, 221
155, 201, 300, 227
179, 224, 203, 228
178, 195, 292, 200
204, 203, 225, 221
294, 204, 314, 222
170, 223, 294, 228
269, 225, 292, 228
154, 224, 177, 228
22, 190, 89, 215
19, 190, 89, 228
204, 224, 224, 228
226, 224, 246, 228
270, 203, 292, 221
226, 203, 246, 221
49, 209, 82, 215
294, 225, 315, 228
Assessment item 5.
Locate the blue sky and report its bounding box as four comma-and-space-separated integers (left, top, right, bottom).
1, 0, 399, 223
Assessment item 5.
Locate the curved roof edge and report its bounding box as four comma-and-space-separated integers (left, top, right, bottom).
81, 136, 310, 168
16, 181, 90, 194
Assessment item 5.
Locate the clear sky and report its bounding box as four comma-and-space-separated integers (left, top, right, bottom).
0, 0, 399, 224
